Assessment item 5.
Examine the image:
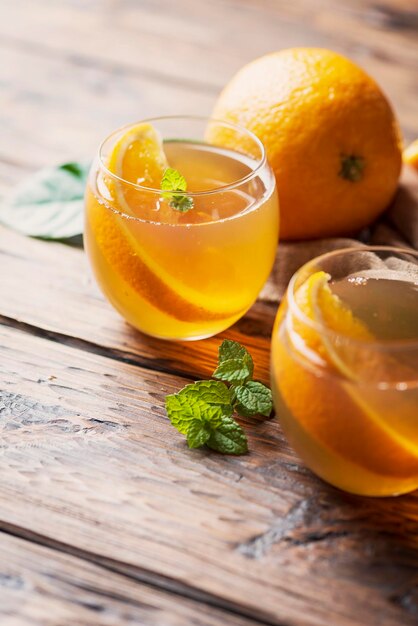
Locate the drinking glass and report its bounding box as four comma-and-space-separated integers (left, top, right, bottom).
85, 116, 279, 340
270, 246, 418, 496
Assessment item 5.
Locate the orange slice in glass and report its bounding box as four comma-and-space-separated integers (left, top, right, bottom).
90, 123, 239, 322
108, 123, 168, 186
105, 122, 176, 223
275, 271, 418, 477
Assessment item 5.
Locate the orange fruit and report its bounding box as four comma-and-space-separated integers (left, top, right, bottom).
211, 48, 403, 240
88, 123, 234, 322
403, 139, 418, 171
273, 271, 418, 477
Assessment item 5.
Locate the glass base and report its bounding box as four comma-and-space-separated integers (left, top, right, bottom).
118, 304, 251, 342
133, 328, 222, 342
284, 419, 418, 497
312, 466, 418, 498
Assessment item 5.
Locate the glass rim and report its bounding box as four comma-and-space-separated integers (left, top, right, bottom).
287, 245, 418, 350
98, 114, 267, 196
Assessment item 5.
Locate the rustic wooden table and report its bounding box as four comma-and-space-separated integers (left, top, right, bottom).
1, 1, 418, 625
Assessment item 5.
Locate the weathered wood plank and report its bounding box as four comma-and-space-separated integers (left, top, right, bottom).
0, 0, 417, 190
0, 0, 319, 92
0, 0, 417, 145
0, 42, 212, 179
0, 323, 417, 625
0, 531, 261, 626
0, 226, 275, 382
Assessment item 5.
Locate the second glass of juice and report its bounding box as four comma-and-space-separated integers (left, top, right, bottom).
85, 116, 279, 340
271, 246, 418, 497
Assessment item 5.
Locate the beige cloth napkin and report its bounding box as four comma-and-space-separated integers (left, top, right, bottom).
260, 165, 418, 303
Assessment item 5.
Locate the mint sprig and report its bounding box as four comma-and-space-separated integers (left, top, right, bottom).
207, 417, 248, 455
187, 420, 211, 449
234, 381, 273, 418
165, 380, 232, 434
161, 167, 194, 212
166, 380, 246, 455
165, 340, 272, 455
213, 339, 254, 384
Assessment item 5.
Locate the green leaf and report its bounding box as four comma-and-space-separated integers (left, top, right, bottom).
0, 161, 89, 242
165, 393, 196, 435
169, 194, 194, 212
179, 380, 233, 416
161, 167, 194, 213
213, 339, 254, 384
206, 416, 248, 455
234, 381, 273, 418
165, 380, 233, 435
186, 420, 211, 449
161, 167, 187, 192
60, 163, 88, 177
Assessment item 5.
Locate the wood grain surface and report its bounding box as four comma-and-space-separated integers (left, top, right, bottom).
1, 0, 418, 625
0, 532, 262, 626
1, 312, 418, 626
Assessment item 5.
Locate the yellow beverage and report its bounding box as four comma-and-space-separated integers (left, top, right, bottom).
271, 248, 418, 496
85, 117, 278, 340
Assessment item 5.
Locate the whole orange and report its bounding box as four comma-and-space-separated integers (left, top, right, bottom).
211, 48, 403, 240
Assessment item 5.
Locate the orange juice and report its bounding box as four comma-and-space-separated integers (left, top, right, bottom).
271, 255, 418, 497
85, 126, 278, 340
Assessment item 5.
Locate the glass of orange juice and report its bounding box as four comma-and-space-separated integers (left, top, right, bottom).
271, 246, 418, 496
85, 116, 279, 340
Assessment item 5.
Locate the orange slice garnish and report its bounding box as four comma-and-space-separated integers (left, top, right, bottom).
274, 271, 418, 478
89, 123, 241, 322
108, 123, 168, 186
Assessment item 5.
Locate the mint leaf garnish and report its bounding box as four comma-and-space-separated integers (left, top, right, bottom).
206, 417, 248, 455
213, 339, 254, 385
165, 394, 195, 435
165, 380, 246, 455
165, 380, 232, 435
177, 380, 232, 415
187, 420, 211, 449
234, 381, 273, 418
170, 195, 194, 212
165, 340, 272, 455
161, 167, 194, 212
161, 168, 187, 192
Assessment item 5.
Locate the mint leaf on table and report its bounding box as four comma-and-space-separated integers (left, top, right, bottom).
161, 167, 194, 212
213, 339, 254, 385
166, 380, 233, 427
234, 381, 273, 418
171, 380, 233, 414
206, 417, 248, 455
186, 420, 211, 449
0, 161, 89, 244
165, 392, 196, 435
165, 340, 273, 456
165, 380, 231, 434
165, 379, 247, 455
